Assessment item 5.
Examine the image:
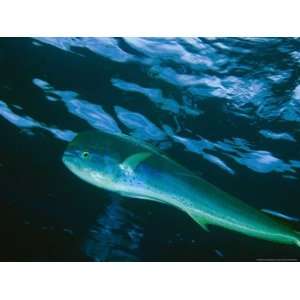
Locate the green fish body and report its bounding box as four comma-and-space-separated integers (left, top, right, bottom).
62, 130, 300, 248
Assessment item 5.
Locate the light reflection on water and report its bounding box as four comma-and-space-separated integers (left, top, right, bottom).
0, 99, 76, 141
114, 106, 167, 142
32, 78, 121, 134
0, 37, 300, 261
83, 199, 143, 262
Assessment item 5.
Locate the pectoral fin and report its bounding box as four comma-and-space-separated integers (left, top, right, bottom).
187, 211, 210, 232
120, 152, 152, 174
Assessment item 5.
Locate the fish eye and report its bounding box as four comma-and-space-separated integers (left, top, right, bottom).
81, 151, 90, 159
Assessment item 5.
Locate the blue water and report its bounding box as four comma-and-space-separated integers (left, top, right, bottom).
0, 37, 300, 261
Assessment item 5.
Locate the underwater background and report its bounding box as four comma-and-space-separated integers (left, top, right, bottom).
0, 37, 300, 261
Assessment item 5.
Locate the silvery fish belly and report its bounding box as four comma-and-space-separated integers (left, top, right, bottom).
62, 130, 300, 248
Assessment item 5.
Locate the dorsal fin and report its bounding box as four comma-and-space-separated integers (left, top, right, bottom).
120, 152, 152, 174
116, 132, 175, 161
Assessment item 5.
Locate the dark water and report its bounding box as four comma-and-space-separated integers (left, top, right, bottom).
0, 37, 300, 261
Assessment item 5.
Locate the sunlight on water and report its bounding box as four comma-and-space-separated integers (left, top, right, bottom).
83, 199, 143, 261
35, 37, 134, 62
32, 78, 121, 134
0, 100, 76, 141
259, 130, 296, 142
115, 106, 166, 142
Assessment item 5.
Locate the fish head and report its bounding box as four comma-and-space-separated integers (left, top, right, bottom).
62, 131, 122, 191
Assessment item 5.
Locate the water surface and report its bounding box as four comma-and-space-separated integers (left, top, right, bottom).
0, 37, 300, 261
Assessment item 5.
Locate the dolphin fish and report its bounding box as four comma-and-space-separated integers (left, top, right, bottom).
62, 130, 300, 248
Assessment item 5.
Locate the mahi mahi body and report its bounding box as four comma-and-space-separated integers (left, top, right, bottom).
62, 130, 300, 248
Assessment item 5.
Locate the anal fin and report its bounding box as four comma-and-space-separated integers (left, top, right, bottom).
187, 211, 210, 232
120, 191, 167, 205
198, 221, 210, 232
